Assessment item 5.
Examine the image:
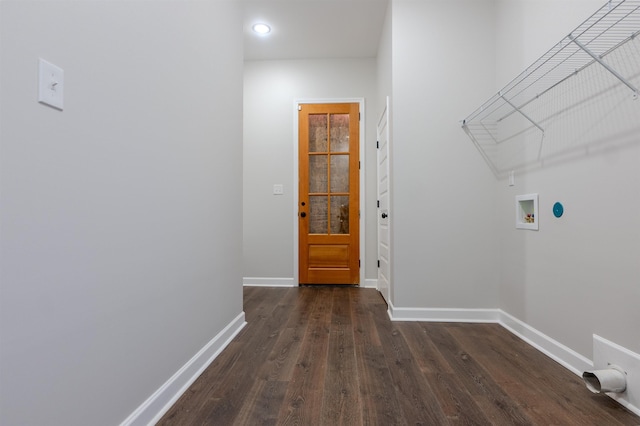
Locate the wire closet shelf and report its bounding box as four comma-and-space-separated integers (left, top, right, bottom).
461, 0, 640, 178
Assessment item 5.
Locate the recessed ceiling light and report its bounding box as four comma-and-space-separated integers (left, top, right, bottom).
252, 23, 271, 35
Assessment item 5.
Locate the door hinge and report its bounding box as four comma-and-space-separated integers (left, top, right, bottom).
298, 105, 302, 111
359, 112, 361, 121
377, 200, 380, 208
359, 161, 361, 170
378, 260, 380, 268
359, 259, 361, 268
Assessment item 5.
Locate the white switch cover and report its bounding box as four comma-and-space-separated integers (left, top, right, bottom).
273, 184, 284, 195
38, 59, 64, 110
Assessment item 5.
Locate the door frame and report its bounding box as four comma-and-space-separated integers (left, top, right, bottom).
293, 98, 365, 286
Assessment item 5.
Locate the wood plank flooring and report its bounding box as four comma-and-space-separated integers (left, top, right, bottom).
158, 287, 639, 425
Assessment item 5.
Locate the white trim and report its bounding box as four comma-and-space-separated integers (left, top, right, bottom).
387, 305, 593, 374
501, 316, 640, 420
244, 277, 376, 288
293, 98, 366, 286
498, 310, 593, 376
363, 278, 378, 288
388, 302, 500, 323
120, 312, 247, 426
385, 303, 632, 411
293, 102, 299, 287
386, 299, 394, 321
243, 277, 295, 287
611, 389, 640, 417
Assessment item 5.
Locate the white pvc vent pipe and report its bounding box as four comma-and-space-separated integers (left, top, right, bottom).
582, 364, 627, 393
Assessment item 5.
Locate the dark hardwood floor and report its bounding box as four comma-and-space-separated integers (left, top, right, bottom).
158, 287, 639, 425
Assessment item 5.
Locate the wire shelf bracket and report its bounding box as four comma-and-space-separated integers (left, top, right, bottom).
499, 91, 545, 133
568, 33, 639, 97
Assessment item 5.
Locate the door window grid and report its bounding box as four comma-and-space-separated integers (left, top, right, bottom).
308, 113, 350, 235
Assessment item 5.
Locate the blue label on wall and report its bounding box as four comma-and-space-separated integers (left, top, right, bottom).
553, 202, 564, 218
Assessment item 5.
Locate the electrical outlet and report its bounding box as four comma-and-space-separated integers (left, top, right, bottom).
273, 184, 284, 195
592, 334, 640, 416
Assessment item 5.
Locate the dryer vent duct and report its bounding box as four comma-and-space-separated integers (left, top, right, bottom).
582, 364, 627, 394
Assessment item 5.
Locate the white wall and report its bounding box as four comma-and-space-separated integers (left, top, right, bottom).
0, 1, 244, 425
243, 58, 378, 283
390, 0, 500, 309
388, 0, 639, 361
377, 1, 392, 113
495, 0, 640, 357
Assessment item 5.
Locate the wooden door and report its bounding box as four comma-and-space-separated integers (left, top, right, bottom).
299, 103, 359, 285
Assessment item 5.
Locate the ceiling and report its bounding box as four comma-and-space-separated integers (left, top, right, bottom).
242, 0, 389, 61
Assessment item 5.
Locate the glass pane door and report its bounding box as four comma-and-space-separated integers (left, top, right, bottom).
308, 113, 350, 235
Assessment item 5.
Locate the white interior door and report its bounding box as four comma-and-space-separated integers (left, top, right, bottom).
377, 97, 391, 304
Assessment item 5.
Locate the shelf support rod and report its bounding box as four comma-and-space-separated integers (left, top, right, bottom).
568, 34, 639, 97
499, 92, 544, 133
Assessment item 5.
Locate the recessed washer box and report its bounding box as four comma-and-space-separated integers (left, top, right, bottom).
516, 193, 538, 230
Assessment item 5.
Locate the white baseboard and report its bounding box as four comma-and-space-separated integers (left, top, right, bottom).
387, 302, 638, 416
497, 310, 593, 376
243, 277, 295, 287
387, 302, 639, 414
388, 302, 500, 323
242, 277, 295, 287
498, 312, 640, 416
243, 277, 377, 288
363, 278, 378, 288
120, 312, 247, 426
386, 304, 593, 375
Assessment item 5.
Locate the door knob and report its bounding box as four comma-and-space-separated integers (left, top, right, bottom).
381, 212, 388, 219
300, 212, 306, 218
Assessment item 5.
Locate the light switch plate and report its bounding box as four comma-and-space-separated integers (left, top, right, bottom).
38, 58, 64, 110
